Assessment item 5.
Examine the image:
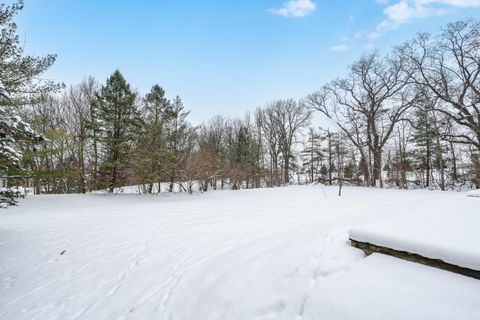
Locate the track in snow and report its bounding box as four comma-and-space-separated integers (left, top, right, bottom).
0, 186, 470, 320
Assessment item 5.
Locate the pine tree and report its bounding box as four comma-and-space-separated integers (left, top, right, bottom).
301, 127, 324, 183
0, 1, 58, 206
93, 70, 139, 192
225, 124, 259, 189
21, 130, 72, 194
410, 95, 445, 189
134, 84, 170, 193
323, 129, 335, 185
164, 96, 194, 192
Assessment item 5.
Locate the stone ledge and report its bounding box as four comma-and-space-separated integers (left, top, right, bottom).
350, 238, 480, 280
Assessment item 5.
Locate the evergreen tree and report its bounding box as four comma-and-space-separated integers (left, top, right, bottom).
411, 106, 435, 187
20, 129, 72, 194
322, 129, 335, 185
410, 94, 445, 189
93, 70, 139, 192
0, 1, 58, 206
134, 84, 170, 193
301, 127, 324, 183
225, 124, 259, 189
164, 96, 194, 192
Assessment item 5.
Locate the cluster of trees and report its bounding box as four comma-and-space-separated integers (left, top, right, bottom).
191, 100, 312, 192
16, 80, 313, 194
0, 1, 313, 197
1, 0, 479, 206
306, 19, 480, 190
17, 72, 195, 194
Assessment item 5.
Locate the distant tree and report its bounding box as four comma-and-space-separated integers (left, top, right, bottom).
134, 84, 170, 193
185, 144, 217, 192
391, 122, 412, 189
301, 127, 324, 183
23, 96, 72, 194
163, 96, 195, 192
335, 132, 347, 196
400, 19, 480, 152
400, 20, 480, 189
257, 106, 281, 186
409, 92, 447, 189
261, 100, 312, 185
309, 52, 418, 187
324, 129, 335, 185
198, 116, 227, 189
93, 70, 139, 192
64, 77, 98, 193
225, 120, 259, 189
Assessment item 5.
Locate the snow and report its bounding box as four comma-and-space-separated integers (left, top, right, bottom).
1, 186, 479, 319
303, 253, 480, 320
349, 192, 480, 271
466, 189, 480, 197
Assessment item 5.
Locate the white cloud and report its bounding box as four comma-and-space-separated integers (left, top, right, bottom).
330, 29, 365, 52
270, 0, 317, 18
369, 0, 480, 40
329, 44, 349, 52
417, 0, 480, 7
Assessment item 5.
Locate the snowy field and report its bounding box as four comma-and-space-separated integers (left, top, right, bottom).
1, 186, 479, 320
350, 200, 480, 271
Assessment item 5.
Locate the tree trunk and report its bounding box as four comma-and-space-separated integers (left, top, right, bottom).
76, 133, 86, 194
432, 110, 445, 191
169, 175, 174, 192
372, 149, 382, 187
426, 139, 431, 188
449, 141, 457, 182
284, 155, 290, 184
328, 131, 333, 186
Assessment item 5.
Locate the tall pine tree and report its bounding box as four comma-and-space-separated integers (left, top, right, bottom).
410, 93, 445, 189
134, 84, 170, 193
301, 127, 324, 183
93, 70, 139, 192
164, 96, 194, 192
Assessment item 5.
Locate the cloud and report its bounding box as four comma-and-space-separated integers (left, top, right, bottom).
329, 44, 349, 52
369, 0, 480, 40
329, 29, 366, 52
270, 0, 317, 18
418, 0, 480, 7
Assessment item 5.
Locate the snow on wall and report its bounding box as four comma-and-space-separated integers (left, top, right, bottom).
466, 189, 480, 198
349, 194, 480, 271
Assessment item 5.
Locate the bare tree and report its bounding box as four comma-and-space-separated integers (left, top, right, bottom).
308, 52, 418, 187
400, 19, 480, 151
64, 77, 98, 193
261, 100, 312, 184
198, 116, 227, 189
257, 106, 281, 186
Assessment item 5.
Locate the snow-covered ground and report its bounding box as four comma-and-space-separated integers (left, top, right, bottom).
466, 189, 480, 197
1, 186, 479, 319
303, 253, 480, 320
349, 194, 480, 271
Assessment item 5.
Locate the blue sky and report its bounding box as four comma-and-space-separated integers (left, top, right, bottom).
15, 0, 480, 124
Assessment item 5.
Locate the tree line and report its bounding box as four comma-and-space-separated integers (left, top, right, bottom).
17, 76, 313, 194
307, 19, 480, 190
1, 0, 479, 205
